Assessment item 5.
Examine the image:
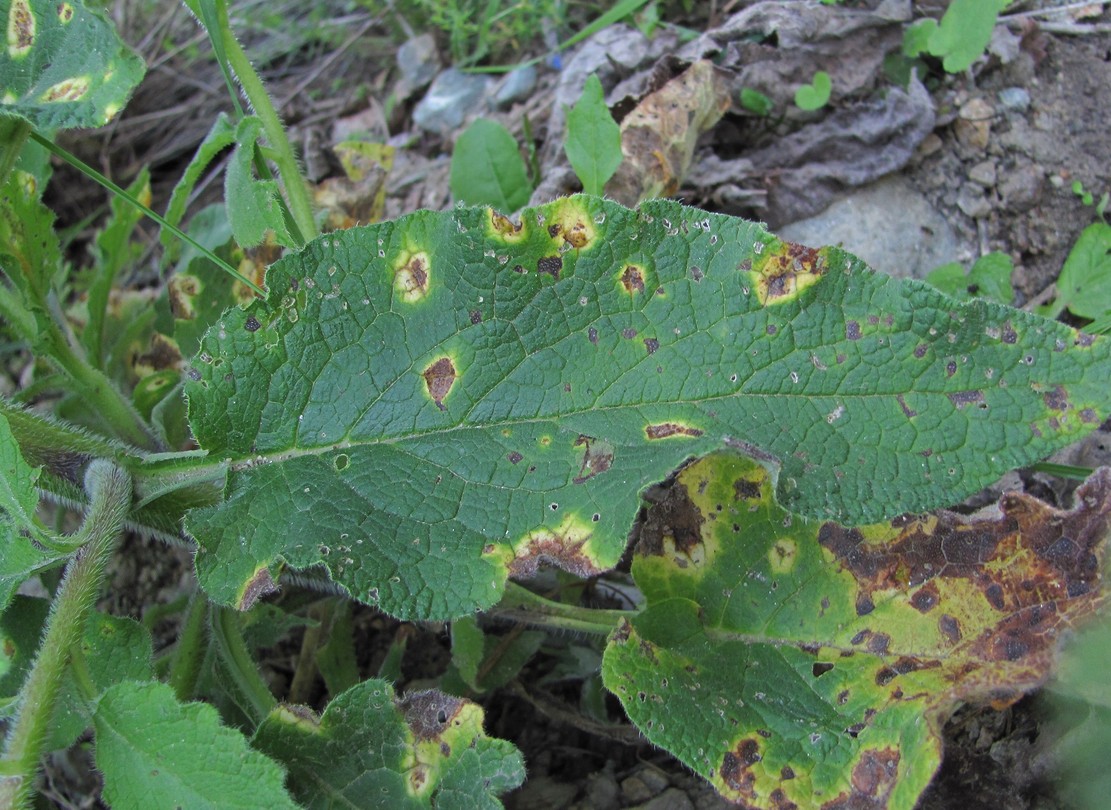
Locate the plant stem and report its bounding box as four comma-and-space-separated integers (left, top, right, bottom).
0, 461, 132, 809
28, 131, 266, 297
211, 605, 275, 726
37, 322, 161, 452
494, 582, 633, 636
216, 19, 317, 245
168, 594, 209, 702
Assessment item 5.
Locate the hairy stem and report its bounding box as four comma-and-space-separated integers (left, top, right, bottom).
0, 461, 132, 809
168, 594, 209, 702
216, 19, 317, 245
211, 605, 275, 726
494, 582, 633, 636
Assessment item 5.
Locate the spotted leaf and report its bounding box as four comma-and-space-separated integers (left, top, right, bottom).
184, 195, 1111, 620
252, 679, 524, 809
602, 452, 1110, 809
0, 0, 144, 131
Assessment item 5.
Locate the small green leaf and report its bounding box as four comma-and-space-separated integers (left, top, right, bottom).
564, 75, 622, 196
0, 596, 49, 711
451, 615, 486, 691
794, 71, 832, 111
0, 411, 42, 537
1050, 222, 1111, 321
926, 252, 1013, 304
450, 118, 532, 212
252, 679, 524, 808
50, 611, 154, 750
603, 453, 1111, 808
739, 88, 773, 117
93, 680, 297, 810
902, 18, 937, 58
926, 0, 1009, 74
226, 116, 293, 249
161, 114, 237, 264
0, 0, 145, 131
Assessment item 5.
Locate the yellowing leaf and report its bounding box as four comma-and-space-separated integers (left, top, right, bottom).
603, 453, 1110, 809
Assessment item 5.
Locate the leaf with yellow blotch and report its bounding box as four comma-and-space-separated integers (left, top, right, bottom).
603, 452, 1110, 809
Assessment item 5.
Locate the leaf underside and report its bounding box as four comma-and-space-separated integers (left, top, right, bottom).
184, 195, 1111, 621
603, 453, 1110, 809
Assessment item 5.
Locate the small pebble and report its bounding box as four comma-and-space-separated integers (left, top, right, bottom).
622, 775, 656, 804
997, 87, 1031, 112
969, 161, 997, 188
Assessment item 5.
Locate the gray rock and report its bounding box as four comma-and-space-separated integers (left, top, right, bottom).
493, 65, 538, 108
396, 34, 440, 97
956, 183, 992, 219
621, 775, 656, 804
969, 160, 997, 188
776, 175, 965, 280
998, 86, 1031, 113
999, 164, 1045, 212
583, 767, 620, 810
412, 69, 492, 135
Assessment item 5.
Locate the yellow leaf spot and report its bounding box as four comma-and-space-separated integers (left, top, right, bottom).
768, 538, 797, 573
510, 516, 602, 578
41, 76, 91, 103
7, 0, 34, 57
394, 250, 431, 303
544, 197, 597, 250
57, 2, 74, 23
486, 208, 527, 243
749, 239, 828, 306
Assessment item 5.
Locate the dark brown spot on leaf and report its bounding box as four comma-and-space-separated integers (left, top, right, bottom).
507, 452, 523, 464
588, 327, 598, 345
1043, 386, 1069, 411
422, 357, 456, 411
866, 633, 891, 655
914, 343, 928, 358
398, 690, 464, 740
244, 315, 261, 332
1080, 408, 1098, 423
537, 255, 562, 279
644, 337, 660, 354
846, 321, 861, 340
896, 394, 916, 419
721, 738, 762, 799
733, 478, 761, 500
946, 360, 958, 377
622, 327, 637, 340
910, 582, 940, 613
572, 435, 614, 484
1001, 322, 1018, 344
948, 390, 984, 409
508, 530, 602, 579
470, 310, 482, 324
490, 211, 523, 237
813, 662, 835, 678
238, 567, 278, 611
621, 265, 646, 294
645, 423, 704, 439
938, 614, 962, 644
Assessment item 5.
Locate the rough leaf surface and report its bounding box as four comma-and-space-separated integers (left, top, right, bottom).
184, 195, 1111, 620
602, 453, 1110, 809
93, 680, 297, 810
0, 0, 145, 131
252, 679, 524, 809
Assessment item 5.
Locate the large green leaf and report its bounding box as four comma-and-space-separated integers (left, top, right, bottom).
252, 679, 524, 809
603, 453, 1110, 809
0, 0, 145, 131
184, 195, 1111, 620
